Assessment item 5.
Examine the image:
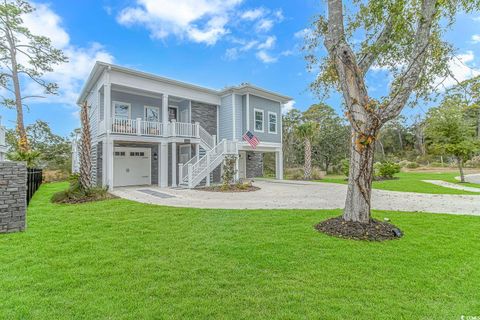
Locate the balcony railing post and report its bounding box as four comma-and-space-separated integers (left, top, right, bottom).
195, 122, 200, 138
212, 134, 217, 145
188, 164, 193, 189
171, 120, 176, 137
136, 118, 141, 135
206, 153, 211, 187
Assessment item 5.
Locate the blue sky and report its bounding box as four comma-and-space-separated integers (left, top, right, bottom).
1, 0, 480, 137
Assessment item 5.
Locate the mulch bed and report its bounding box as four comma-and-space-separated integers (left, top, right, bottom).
197, 185, 260, 193
315, 216, 403, 241
53, 194, 117, 204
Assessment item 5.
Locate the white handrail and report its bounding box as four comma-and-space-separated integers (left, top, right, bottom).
141, 121, 163, 136
199, 126, 215, 149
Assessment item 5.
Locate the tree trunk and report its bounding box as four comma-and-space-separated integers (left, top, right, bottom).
304, 138, 312, 180
79, 101, 92, 189
6, 29, 29, 153
457, 156, 465, 183
343, 129, 376, 223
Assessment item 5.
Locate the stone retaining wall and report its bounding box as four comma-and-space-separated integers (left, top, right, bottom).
0, 162, 27, 233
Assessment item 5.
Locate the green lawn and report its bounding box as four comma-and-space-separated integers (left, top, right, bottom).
1, 183, 480, 319
320, 171, 480, 195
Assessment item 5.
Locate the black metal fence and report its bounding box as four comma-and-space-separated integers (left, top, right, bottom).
27, 169, 43, 205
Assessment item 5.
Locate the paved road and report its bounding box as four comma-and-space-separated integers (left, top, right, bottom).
113, 179, 480, 216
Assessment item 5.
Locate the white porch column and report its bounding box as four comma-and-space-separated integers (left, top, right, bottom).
235, 154, 240, 182
106, 138, 114, 190
171, 142, 177, 187
104, 78, 111, 133
162, 94, 169, 135
160, 141, 168, 187
102, 138, 107, 186
275, 150, 284, 180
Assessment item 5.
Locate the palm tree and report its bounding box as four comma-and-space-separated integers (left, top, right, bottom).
79, 101, 92, 189
295, 122, 318, 180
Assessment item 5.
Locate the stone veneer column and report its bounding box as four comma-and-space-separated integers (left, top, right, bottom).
0, 162, 27, 233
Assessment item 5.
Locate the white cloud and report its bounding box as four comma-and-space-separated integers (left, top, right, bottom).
257, 36, 276, 50
240, 8, 265, 20
117, 0, 242, 45
256, 50, 277, 63
472, 34, 480, 43
282, 100, 295, 114
437, 51, 480, 88
256, 19, 273, 32
20, 2, 114, 106
294, 28, 311, 39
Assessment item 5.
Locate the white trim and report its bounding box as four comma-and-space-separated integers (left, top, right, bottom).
253, 108, 264, 133
232, 94, 236, 140
112, 101, 131, 119
189, 100, 192, 123
144, 105, 160, 122
246, 93, 250, 131
268, 111, 278, 134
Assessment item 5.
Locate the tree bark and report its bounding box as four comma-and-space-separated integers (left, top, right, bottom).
457, 156, 465, 183
304, 138, 312, 180
343, 129, 376, 223
79, 101, 92, 189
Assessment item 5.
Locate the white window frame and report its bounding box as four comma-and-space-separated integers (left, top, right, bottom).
113, 101, 131, 120
268, 111, 278, 134
254, 108, 264, 133
144, 105, 160, 122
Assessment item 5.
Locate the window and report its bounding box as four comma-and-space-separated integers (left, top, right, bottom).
268, 112, 277, 134
254, 109, 264, 132
113, 101, 131, 120
130, 152, 145, 157
114, 151, 125, 157
145, 106, 160, 122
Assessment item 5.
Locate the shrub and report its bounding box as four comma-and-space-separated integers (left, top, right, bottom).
399, 160, 419, 169
51, 174, 111, 204
465, 156, 480, 168
374, 161, 400, 179
340, 159, 350, 177
222, 155, 237, 186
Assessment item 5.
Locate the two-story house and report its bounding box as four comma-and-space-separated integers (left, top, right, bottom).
75, 62, 291, 189
0, 116, 7, 162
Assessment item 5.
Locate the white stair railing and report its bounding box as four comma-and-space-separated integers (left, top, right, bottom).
179, 139, 238, 188
199, 126, 215, 149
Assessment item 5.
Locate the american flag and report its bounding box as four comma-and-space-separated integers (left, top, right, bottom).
242, 130, 260, 149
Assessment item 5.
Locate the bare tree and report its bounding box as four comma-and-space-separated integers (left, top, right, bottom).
306, 0, 479, 223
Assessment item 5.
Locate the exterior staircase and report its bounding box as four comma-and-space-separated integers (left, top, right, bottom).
178, 138, 238, 189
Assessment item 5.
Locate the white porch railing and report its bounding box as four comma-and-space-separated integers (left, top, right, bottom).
110, 118, 202, 139
179, 139, 238, 189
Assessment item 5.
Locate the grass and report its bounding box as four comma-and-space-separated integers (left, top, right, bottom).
1, 182, 480, 319
320, 171, 480, 195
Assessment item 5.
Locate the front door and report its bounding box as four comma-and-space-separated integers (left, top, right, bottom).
238, 151, 247, 179
168, 107, 178, 121
113, 147, 151, 187
179, 145, 191, 164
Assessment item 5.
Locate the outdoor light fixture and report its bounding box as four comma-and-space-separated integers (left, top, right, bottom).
153, 152, 158, 161
247, 154, 252, 161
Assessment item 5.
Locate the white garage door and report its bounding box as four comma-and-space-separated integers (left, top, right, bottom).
114, 147, 151, 187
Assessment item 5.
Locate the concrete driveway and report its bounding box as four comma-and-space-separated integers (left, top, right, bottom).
112, 179, 480, 216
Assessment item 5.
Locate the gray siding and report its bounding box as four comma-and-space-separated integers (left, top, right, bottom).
219, 94, 233, 140
248, 95, 281, 143
235, 94, 243, 139
96, 142, 103, 186
111, 91, 163, 121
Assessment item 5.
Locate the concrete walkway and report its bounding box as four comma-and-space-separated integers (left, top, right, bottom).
112, 179, 480, 216
464, 174, 480, 184
422, 180, 480, 193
